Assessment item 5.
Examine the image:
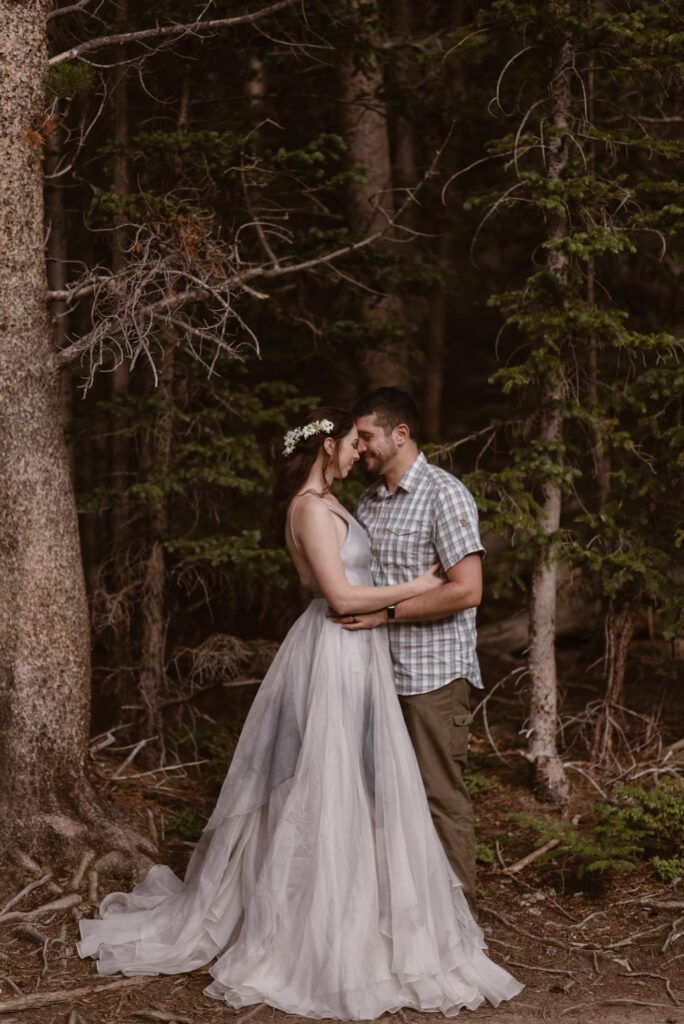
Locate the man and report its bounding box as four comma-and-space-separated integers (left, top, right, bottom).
334, 387, 484, 911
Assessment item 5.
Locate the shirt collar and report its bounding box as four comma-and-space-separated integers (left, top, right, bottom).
373, 451, 428, 499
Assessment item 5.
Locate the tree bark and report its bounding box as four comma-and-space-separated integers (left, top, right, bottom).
526, 32, 573, 803
592, 601, 636, 765
0, 2, 151, 863
138, 344, 176, 747
338, 0, 408, 389
44, 110, 74, 476
109, 2, 133, 697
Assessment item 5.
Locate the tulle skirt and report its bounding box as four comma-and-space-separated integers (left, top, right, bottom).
78, 599, 522, 1018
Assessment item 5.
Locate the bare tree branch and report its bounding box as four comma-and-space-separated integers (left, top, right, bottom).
47, 0, 101, 21
48, 0, 301, 66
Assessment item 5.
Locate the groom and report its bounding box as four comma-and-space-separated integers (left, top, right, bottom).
334, 387, 484, 911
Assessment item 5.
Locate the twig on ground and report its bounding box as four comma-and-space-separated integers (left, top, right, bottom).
507, 839, 561, 874
133, 1008, 193, 1023
0, 978, 22, 997
9, 853, 63, 897
236, 1003, 267, 1023
560, 998, 673, 1015
618, 971, 681, 1006
114, 759, 208, 781
481, 907, 601, 961
10, 924, 49, 975
506, 960, 578, 979
661, 914, 684, 953
0, 875, 53, 917
88, 870, 99, 906
70, 850, 95, 890
147, 809, 159, 847
0, 894, 81, 925
0, 976, 159, 1014
112, 737, 158, 778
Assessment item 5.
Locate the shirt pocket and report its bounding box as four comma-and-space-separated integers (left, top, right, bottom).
378, 525, 433, 568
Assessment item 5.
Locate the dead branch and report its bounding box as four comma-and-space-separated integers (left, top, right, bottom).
0, 874, 53, 917
112, 736, 158, 779
112, 759, 207, 782
0, 894, 81, 925
70, 849, 95, 890
10, 924, 49, 975
88, 869, 99, 905
10, 851, 63, 895
507, 839, 561, 874
49, 0, 301, 65
133, 1008, 192, 1023
54, 123, 451, 384
0, 976, 159, 1014
618, 971, 680, 1006
560, 998, 673, 1015
0, 977, 23, 997
47, 0, 101, 21
236, 1003, 267, 1023
506, 960, 577, 980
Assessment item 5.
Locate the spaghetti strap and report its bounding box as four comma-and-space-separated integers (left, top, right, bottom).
288, 493, 350, 555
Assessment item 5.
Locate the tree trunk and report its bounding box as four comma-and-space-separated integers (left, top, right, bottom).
0, 3, 152, 864
109, 5, 133, 696
592, 602, 636, 765
338, 0, 408, 389
45, 111, 74, 476
138, 344, 176, 748
526, 32, 573, 803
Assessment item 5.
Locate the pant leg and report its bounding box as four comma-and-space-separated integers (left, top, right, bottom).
398, 678, 477, 909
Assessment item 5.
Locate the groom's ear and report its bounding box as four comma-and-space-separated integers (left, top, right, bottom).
393, 423, 411, 446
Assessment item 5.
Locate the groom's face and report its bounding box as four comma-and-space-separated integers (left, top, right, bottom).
355, 413, 398, 476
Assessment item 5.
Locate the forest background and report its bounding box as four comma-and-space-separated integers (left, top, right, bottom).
0, 1, 683, 1021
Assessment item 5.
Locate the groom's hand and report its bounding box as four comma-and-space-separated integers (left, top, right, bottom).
327, 609, 387, 630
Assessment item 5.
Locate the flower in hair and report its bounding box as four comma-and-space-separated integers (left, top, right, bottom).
283, 418, 334, 456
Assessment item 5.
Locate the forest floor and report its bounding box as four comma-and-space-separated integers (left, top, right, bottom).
0, 642, 682, 1024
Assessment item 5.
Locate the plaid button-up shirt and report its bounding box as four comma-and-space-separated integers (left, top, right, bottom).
357, 452, 484, 695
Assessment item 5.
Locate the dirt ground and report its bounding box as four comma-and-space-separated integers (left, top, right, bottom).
1, 644, 681, 1024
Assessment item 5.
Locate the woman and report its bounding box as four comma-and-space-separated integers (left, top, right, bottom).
78, 407, 522, 1019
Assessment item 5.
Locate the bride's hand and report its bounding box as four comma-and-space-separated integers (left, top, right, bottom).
414, 563, 444, 593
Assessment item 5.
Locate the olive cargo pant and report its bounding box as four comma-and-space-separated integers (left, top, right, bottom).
398, 678, 477, 909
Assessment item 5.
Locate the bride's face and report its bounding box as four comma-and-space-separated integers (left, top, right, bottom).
332, 427, 360, 480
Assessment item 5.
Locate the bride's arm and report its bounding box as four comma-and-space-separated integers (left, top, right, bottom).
292, 498, 441, 615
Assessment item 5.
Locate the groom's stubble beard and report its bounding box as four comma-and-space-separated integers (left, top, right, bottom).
362, 437, 398, 478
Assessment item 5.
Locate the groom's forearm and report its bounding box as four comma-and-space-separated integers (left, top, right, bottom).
394, 556, 482, 623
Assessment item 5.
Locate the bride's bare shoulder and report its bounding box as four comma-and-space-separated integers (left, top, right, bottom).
288, 493, 329, 526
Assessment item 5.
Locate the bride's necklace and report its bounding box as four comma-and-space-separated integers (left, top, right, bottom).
297, 484, 331, 499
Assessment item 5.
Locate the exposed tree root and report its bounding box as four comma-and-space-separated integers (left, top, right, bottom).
0, 975, 160, 1014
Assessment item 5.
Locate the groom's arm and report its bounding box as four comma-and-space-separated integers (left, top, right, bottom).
331, 554, 481, 630
395, 553, 482, 620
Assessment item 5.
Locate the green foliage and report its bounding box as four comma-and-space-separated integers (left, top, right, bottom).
167, 808, 203, 842
652, 856, 684, 884
475, 841, 496, 866
44, 63, 94, 97
512, 780, 684, 882
464, 769, 500, 798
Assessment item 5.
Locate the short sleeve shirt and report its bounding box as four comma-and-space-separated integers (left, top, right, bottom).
356, 452, 484, 694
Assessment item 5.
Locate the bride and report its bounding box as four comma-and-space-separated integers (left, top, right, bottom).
78, 407, 522, 1019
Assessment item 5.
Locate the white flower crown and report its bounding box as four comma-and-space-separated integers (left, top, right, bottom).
283, 418, 334, 457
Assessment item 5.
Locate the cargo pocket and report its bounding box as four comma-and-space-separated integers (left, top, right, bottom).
451, 712, 473, 765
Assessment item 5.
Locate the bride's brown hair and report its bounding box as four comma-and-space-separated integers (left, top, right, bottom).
272, 406, 354, 539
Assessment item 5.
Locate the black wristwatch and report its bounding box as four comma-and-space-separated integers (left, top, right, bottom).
386, 605, 396, 622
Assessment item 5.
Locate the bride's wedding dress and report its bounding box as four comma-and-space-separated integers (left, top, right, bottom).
78, 500, 522, 1019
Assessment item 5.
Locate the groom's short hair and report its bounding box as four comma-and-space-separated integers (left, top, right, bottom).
353, 387, 419, 439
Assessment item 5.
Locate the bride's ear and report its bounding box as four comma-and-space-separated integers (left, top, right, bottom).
323, 437, 335, 456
